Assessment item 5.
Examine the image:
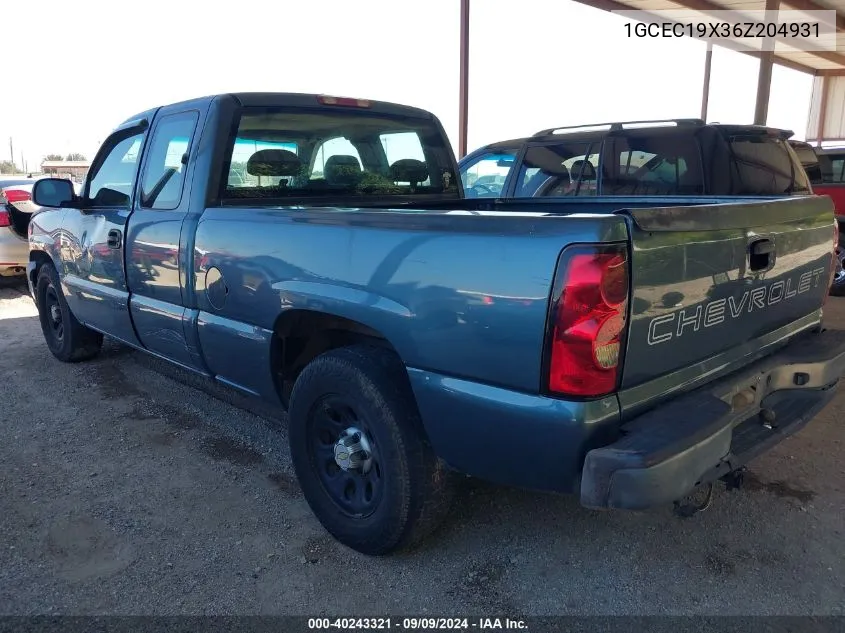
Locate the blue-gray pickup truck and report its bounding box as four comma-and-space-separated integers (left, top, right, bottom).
26, 92, 845, 555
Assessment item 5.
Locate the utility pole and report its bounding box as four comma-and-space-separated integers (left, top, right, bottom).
9, 137, 13, 165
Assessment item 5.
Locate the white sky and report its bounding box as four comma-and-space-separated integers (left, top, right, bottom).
0, 0, 814, 171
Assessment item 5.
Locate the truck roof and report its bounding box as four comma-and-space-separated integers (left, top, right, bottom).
118, 92, 437, 129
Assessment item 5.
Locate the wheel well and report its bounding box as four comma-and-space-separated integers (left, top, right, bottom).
271, 310, 398, 407
29, 251, 52, 288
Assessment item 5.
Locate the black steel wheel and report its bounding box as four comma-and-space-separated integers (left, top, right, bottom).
35, 263, 103, 362
307, 394, 385, 518
288, 344, 454, 555
43, 284, 64, 345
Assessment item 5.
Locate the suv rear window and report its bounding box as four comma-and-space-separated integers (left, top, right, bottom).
725, 135, 810, 195
221, 106, 459, 204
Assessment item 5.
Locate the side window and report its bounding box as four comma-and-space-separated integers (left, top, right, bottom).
312, 137, 362, 180
604, 135, 703, 195
824, 155, 845, 183
140, 111, 199, 210
88, 132, 144, 206
460, 152, 515, 198
514, 143, 597, 197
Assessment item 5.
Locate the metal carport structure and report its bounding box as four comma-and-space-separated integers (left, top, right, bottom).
456, 0, 845, 155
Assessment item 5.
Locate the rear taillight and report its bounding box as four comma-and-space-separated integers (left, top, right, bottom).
4, 189, 31, 204
546, 244, 630, 398
0, 210, 9, 227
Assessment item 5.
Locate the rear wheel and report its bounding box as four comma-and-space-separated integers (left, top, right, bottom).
35, 263, 103, 362
831, 235, 845, 296
288, 344, 454, 555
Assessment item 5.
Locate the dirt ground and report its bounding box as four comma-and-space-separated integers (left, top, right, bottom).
0, 277, 843, 616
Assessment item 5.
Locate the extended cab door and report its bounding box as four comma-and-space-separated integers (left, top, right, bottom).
61, 121, 149, 346
125, 105, 208, 372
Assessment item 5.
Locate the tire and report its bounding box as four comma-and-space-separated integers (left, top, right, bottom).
831, 235, 845, 297
35, 263, 103, 362
288, 344, 454, 555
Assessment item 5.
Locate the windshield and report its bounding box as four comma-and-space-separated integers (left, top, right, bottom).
221, 106, 459, 204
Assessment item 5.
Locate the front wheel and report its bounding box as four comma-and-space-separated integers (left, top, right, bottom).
35, 263, 103, 362
288, 344, 454, 555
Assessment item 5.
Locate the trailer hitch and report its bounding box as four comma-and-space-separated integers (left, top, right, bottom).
673, 482, 714, 518
721, 466, 748, 491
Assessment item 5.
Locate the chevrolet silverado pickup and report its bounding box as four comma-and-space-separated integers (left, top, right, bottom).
26, 93, 845, 555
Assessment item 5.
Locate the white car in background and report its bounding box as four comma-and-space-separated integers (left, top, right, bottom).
0, 177, 38, 278
0, 176, 85, 279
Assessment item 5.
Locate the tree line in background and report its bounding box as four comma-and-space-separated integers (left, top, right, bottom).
44, 153, 87, 161
0, 153, 88, 174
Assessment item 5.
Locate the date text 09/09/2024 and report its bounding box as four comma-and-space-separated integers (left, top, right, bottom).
625, 21, 820, 38
307, 618, 528, 630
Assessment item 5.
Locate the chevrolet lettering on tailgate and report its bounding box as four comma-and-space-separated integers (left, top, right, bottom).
647, 266, 828, 346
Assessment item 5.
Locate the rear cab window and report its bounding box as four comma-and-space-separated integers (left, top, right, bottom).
220, 102, 459, 205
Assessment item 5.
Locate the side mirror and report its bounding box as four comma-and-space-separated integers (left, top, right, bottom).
32, 178, 77, 208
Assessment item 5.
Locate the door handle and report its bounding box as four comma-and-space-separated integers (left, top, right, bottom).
749, 238, 775, 272
107, 229, 122, 250
750, 239, 774, 256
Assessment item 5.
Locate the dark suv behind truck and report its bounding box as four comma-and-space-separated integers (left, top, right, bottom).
459, 119, 812, 200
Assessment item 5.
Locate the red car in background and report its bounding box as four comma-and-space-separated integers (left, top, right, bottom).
790, 141, 845, 295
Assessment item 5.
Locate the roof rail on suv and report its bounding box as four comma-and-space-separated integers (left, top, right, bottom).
532, 118, 705, 137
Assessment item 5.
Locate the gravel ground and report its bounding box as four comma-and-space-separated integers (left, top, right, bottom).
0, 276, 844, 616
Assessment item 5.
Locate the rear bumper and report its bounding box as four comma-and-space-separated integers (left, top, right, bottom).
580, 327, 845, 509
0, 228, 28, 276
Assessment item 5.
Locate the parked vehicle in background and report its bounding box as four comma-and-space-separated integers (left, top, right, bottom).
0, 177, 38, 277
459, 121, 845, 298
459, 119, 812, 200
789, 142, 845, 216
26, 94, 844, 556
789, 140, 845, 295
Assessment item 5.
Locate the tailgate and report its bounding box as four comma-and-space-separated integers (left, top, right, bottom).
619, 196, 836, 389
